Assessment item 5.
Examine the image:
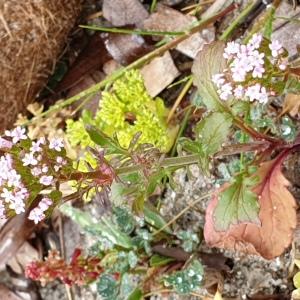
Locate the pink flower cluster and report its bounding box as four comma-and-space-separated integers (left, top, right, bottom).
212, 34, 287, 104
0, 153, 29, 219
21, 136, 66, 187
28, 197, 53, 224
0, 127, 67, 222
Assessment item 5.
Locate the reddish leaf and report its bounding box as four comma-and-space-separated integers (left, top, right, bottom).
204, 156, 297, 259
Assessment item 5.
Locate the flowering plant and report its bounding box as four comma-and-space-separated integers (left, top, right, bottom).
212, 34, 288, 103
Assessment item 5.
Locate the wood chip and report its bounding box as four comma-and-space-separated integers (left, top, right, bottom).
102, 0, 149, 27
143, 4, 215, 58
141, 51, 180, 97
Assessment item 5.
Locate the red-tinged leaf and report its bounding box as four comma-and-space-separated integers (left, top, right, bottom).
204, 156, 297, 259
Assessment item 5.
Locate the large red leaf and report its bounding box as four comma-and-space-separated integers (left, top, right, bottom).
204, 156, 297, 259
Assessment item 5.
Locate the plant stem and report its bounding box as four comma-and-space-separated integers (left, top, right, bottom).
167, 77, 193, 123
80, 25, 185, 36
150, 0, 158, 13
24, 3, 236, 126
170, 107, 192, 157
220, 0, 260, 41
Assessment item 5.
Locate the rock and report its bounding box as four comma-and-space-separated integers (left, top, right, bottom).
143, 4, 215, 58
102, 0, 149, 27
141, 51, 180, 97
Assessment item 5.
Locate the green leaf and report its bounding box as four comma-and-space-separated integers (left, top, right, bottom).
144, 203, 172, 234
164, 259, 204, 295
85, 125, 127, 155
150, 254, 175, 267
97, 274, 119, 300
59, 205, 133, 249
213, 174, 260, 231
127, 288, 143, 300
192, 41, 226, 111
113, 207, 135, 235
196, 112, 232, 155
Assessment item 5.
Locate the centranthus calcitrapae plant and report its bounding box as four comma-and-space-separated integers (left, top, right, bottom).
8, 32, 300, 299
0, 126, 115, 224
212, 34, 288, 104
190, 33, 300, 260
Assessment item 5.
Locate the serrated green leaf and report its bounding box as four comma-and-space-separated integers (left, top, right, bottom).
85, 125, 127, 155
213, 174, 260, 231
192, 41, 226, 111
196, 112, 232, 155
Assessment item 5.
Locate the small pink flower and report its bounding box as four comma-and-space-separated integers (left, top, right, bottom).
30, 141, 42, 153
41, 165, 48, 173
252, 65, 265, 78
0, 137, 12, 149
28, 207, 45, 224
31, 167, 42, 177
223, 41, 240, 59
218, 83, 233, 101
269, 40, 283, 57
39, 175, 53, 186
234, 85, 244, 99
5, 127, 27, 144
22, 152, 38, 166
49, 138, 64, 152
39, 197, 52, 211
212, 73, 225, 88
248, 34, 262, 50
11, 201, 26, 214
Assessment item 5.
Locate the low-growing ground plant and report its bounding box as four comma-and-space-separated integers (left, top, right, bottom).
3, 10, 300, 299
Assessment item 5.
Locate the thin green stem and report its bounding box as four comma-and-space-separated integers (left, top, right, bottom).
80, 25, 185, 36
220, 0, 259, 41
167, 77, 193, 123
23, 3, 236, 126
150, 0, 158, 13
170, 107, 192, 157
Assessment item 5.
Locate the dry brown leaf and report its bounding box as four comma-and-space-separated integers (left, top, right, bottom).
281, 93, 300, 118
204, 157, 297, 259
103, 0, 149, 27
